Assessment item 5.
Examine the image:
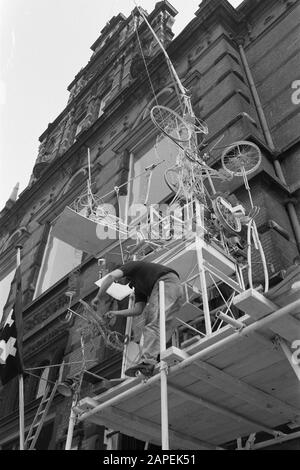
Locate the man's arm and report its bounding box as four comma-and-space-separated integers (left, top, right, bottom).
106, 302, 145, 319
91, 268, 124, 308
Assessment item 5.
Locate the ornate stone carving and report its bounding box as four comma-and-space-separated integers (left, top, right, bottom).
0, 226, 29, 255
0, 233, 9, 254
24, 293, 69, 335
23, 321, 69, 359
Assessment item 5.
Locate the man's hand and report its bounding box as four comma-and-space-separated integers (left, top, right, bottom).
105, 311, 116, 320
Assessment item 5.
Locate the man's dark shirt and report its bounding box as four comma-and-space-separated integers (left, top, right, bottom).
120, 261, 179, 303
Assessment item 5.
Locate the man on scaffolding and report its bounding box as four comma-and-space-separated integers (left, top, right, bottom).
92, 261, 184, 377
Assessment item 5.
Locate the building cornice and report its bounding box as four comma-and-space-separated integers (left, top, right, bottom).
68, 2, 178, 92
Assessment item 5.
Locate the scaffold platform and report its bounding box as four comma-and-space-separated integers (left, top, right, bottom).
76, 281, 300, 450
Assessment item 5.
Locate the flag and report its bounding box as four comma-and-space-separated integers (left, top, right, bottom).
0, 265, 24, 385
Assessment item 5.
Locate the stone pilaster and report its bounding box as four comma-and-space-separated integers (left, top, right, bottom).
60, 109, 76, 154
85, 95, 98, 128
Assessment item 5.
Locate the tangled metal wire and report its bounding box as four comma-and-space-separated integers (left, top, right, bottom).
79, 300, 125, 352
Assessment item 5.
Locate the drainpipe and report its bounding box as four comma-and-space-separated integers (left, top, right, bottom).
237, 40, 300, 253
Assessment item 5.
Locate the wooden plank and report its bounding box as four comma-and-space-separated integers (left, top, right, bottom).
76, 397, 99, 413
224, 348, 285, 378
228, 400, 297, 428
175, 405, 263, 445
186, 360, 300, 419
166, 382, 279, 436
242, 361, 297, 392
148, 385, 248, 427
278, 337, 300, 381
91, 376, 143, 404
270, 316, 300, 343
183, 320, 258, 361
102, 407, 220, 450
177, 409, 242, 437
162, 346, 189, 365
117, 385, 161, 414
165, 369, 202, 389
86, 412, 161, 447
147, 383, 247, 426
177, 393, 287, 443
204, 422, 259, 446
206, 335, 267, 368
233, 289, 276, 319
233, 289, 300, 342
120, 394, 160, 414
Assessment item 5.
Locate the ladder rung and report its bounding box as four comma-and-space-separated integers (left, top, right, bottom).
25, 381, 59, 449
41, 398, 50, 404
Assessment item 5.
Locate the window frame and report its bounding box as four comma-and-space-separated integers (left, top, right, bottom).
0, 268, 15, 323
35, 364, 51, 399
33, 225, 84, 300
125, 134, 178, 228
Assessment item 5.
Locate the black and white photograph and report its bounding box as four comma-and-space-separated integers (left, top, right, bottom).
0, 0, 300, 454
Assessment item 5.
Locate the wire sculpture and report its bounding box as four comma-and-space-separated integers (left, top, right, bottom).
79, 300, 125, 352
221, 140, 268, 292
221, 141, 262, 177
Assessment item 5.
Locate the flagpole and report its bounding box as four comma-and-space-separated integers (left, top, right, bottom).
16, 245, 25, 451
19, 375, 25, 450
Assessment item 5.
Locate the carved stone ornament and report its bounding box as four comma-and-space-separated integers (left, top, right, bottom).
24, 293, 69, 336
0, 226, 29, 255
23, 320, 69, 359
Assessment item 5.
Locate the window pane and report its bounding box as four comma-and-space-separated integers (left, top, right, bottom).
0, 270, 15, 323
130, 136, 178, 207
35, 232, 83, 297
36, 366, 50, 399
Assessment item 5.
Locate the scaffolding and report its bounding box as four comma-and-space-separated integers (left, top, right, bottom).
48, 4, 300, 449
68, 201, 300, 450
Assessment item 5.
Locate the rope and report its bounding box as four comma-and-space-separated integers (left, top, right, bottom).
25, 360, 96, 371
208, 272, 237, 319
135, 4, 189, 114
134, 12, 160, 108
82, 160, 165, 205
24, 371, 57, 385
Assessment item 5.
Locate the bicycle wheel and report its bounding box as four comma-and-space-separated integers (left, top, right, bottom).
151, 105, 192, 143
164, 165, 195, 197
221, 141, 262, 176
164, 167, 182, 194
212, 196, 242, 234
192, 162, 233, 182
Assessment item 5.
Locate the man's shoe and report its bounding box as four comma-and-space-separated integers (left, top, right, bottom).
125, 362, 155, 378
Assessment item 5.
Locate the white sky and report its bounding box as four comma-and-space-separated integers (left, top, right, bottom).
0, 0, 243, 210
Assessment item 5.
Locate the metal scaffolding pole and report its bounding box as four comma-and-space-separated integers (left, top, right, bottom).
195, 236, 212, 336
159, 280, 170, 450
121, 293, 135, 377
77, 298, 300, 423
65, 400, 77, 450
